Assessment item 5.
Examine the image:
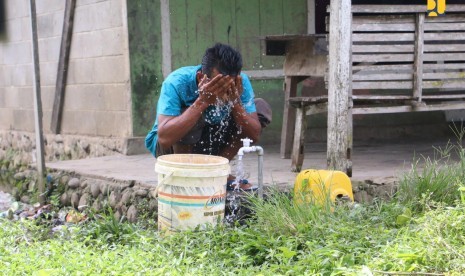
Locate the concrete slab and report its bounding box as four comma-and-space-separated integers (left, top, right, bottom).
46, 139, 460, 189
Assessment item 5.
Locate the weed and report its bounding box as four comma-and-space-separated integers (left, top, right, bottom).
246, 186, 332, 236
78, 206, 138, 246
396, 128, 465, 211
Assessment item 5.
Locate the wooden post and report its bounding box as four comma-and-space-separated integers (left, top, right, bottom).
291, 104, 306, 172
160, 0, 172, 78
327, 0, 352, 176
413, 13, 424, 104
307, 0, 316, 34
29, 0, 46, 204
51, 0, 76, 134
280, 76, 298, 159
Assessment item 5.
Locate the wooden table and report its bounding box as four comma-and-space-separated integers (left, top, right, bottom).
263, 34, 328, 159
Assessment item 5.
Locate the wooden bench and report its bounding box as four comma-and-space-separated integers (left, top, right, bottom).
262, 34, 328, 160
290, 4, 465, 175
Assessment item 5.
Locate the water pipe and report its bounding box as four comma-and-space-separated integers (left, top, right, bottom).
237, 138, 264, 199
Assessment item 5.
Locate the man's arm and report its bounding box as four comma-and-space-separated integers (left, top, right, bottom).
157, 73, 233, 150
229, 76, 261, 142
157, 99, 208, 149
217, 75, 261, 160
231, 106, 261, 142
218, 108, 260, 161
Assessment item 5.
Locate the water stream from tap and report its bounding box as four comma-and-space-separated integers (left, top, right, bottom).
194, 97, 249, 224
225, 158, 247, 224
233, 158, 245, 188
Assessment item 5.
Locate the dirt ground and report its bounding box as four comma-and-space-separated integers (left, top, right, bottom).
46, 138, 461, 189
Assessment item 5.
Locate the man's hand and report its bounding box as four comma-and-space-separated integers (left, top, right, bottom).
197, 72, 234, 105
228, 75, 243, 105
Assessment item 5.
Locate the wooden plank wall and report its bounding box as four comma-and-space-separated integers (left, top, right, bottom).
352, 14, 417, 91
422, 15, 465, 91
169, 0, 307, 71
351, 6, 465, 99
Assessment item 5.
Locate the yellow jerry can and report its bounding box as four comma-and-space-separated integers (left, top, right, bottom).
294, 169, 354, 206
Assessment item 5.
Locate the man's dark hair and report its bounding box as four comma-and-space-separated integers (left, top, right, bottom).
201, 43, 242, 77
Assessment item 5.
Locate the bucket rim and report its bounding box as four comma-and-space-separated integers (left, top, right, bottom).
156, 153, 230, 167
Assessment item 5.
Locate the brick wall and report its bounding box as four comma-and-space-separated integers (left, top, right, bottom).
0, 0, 132, 138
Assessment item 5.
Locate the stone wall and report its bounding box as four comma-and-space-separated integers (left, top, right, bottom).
0, 162, 397, 223
0, 167, 157, 223
0, 130, 156, 223
52, 172, 157, 223
0, 131, 125, 167
0, 0, 133, 138
352, 177, 399, 203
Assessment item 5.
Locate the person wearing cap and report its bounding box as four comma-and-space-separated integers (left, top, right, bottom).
145, 43, 272, 188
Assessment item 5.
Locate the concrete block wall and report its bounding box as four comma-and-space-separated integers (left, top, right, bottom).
0, 0, 132, 138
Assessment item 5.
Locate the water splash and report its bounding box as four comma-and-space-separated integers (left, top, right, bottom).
224, 158, 250, 225
224, 190, 241, 225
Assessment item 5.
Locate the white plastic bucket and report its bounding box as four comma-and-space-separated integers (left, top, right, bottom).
155, 154, 230, 234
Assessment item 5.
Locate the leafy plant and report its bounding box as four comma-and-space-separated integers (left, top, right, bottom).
78, 206, 138, 246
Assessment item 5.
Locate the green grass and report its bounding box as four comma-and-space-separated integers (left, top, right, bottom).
2, 201, 465, 274
2, 131, 465, 275
397, 126, 465, 211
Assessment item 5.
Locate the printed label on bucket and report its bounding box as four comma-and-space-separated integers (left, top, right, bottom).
158, 185, 226, 232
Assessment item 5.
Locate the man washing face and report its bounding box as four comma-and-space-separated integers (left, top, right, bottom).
145, 43, 272, 189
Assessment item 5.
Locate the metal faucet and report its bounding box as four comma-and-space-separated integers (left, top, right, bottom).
237, 138, 264, 199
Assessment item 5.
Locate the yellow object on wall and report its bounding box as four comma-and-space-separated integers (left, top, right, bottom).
294, 169, 354, 206
427, 0, 446, 16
